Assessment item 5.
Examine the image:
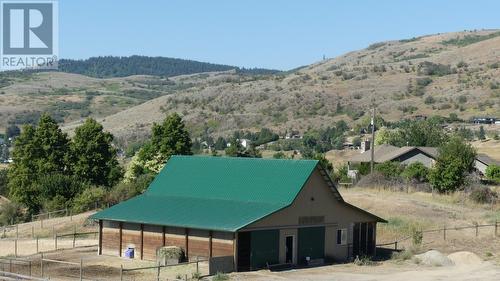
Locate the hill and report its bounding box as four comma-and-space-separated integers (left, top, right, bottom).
58, 55, 281, 78
93, 30, 500, 140
1, 30, 500, 142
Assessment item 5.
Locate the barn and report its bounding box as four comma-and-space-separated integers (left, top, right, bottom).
92, 156, 385, 271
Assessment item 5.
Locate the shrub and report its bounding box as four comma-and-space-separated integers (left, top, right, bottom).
375, 162, 404, 179
469, 187, 498, 204
0, 202, 24, 226
424, 96, 435, 104
418, 61, 454, 76
213, 272, 229, 281
107, 174, 154, 205
429, 137, 476, 192
71, 187, 106, 213
392, 247, 419, 261
411, 228, 423, 246
457, 95, 467, 103
354, 255, 374, 266
402, 162, 429, 183
416, 77, 433, 87
42, 195, 69, 212
485, 164, 500, 183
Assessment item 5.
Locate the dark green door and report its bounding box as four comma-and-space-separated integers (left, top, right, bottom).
298, 227, 325, 264
250, 230, 279, 269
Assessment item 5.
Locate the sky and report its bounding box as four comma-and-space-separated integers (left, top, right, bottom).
60, 0, 500, 70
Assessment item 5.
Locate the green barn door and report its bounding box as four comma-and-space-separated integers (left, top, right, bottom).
250, 230, 279, 269
298, 227, 325, 264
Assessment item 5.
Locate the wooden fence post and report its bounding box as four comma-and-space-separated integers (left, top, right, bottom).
156, 262, 160, 281
495, 220, 498, 237
196, 256, 199, 274
55, 234, 57, 251
32, 225, 34, 238
36, 236, 39, 253
475, 223, 478, 237
14, 239, 17, 257
73, 226, 77, 248
120, 265, 123, 281
443, 225, 446, 240
79, 258, 83, 281
394, 241, 398, 250
40, 253, 44, 277
29, 261, 32, 276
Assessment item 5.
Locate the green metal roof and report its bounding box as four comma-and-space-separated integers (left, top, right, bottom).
92, 156, 320, 231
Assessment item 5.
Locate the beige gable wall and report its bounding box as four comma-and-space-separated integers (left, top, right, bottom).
242, 167, 380, 262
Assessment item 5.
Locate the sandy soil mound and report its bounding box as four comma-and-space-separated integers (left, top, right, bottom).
415, 250, 454, 266
447, 251, 483, 265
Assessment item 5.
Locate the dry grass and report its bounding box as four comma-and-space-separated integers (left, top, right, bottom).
341, 187, 500, 262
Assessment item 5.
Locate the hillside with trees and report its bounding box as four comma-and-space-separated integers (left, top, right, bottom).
58, 56, 280, 78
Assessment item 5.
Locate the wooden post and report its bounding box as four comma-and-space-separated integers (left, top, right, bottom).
196, 256, 199, 274
16, 224, 18, 239
443, 225, 446, 240
55, 233, 57, 250
73, 232, 76, 248
185, 228, 189, 261
233, 232, 238, 272
79, 259, 83, 281
40, 253, 44, 277
156, 262, 160, 281
394, 241, 397, 251
32, 225, 34, 238
140, 224, 144, 260
495, 220, 498, 237
29, 261, 32, 276
119, 222, 123, 257
208, 231, 213, 258
14, 239, 17, 257
98, 220, 103, 255
9, 259, 12, 272
36, 236, 39, 253
162, 226, 166, 247
120, 265, 123, 281
475, 223, 478, 237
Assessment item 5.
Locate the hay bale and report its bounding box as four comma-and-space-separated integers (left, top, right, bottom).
157, 246, 184, 265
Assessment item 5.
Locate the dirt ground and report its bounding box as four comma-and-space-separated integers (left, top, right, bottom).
230, 260, 500, 281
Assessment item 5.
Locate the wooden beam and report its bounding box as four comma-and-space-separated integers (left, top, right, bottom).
208, 231, 213, 258
140, 224, 144, 260
98, 220, 103, 255
233, 232, 238, 272
185, 228, 189, 260
365, 222, 369, 255
162, 226, 166, 247
119, 222, 123, 257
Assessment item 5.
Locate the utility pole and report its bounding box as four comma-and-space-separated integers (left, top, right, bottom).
370, 107, 376, 174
